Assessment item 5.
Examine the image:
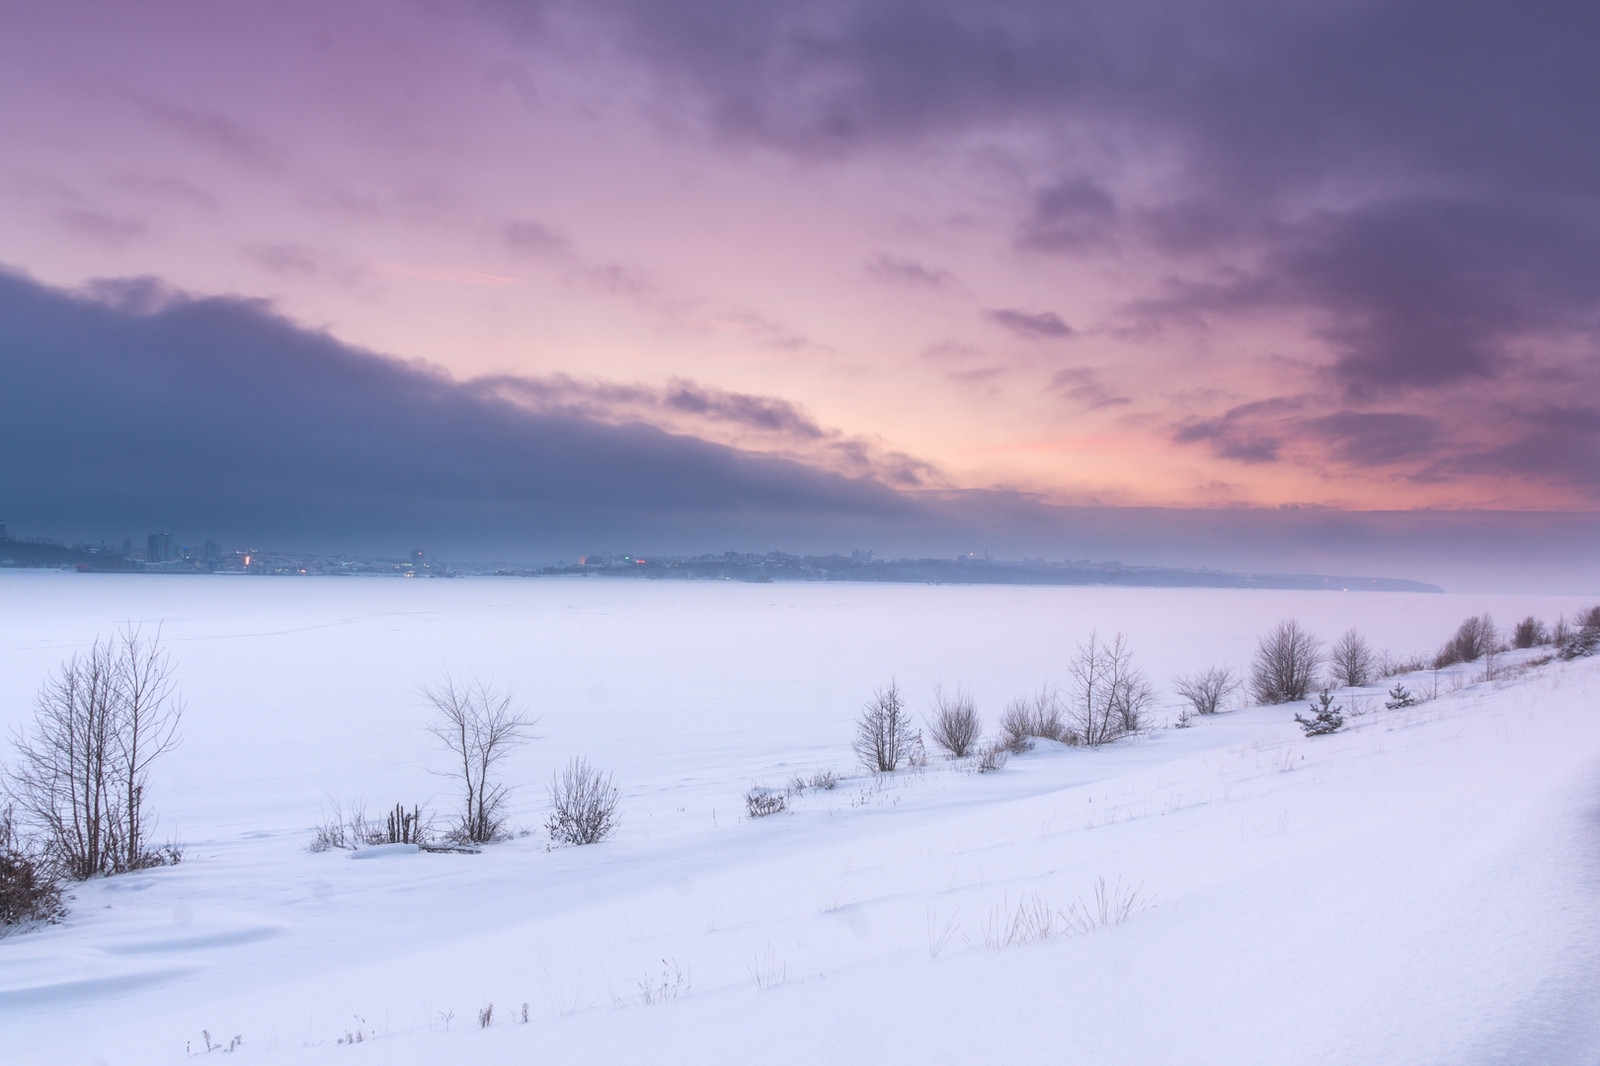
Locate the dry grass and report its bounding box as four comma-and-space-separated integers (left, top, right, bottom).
980, 878, 1148, 950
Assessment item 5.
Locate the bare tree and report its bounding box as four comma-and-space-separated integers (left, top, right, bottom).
852, 681, 917, 772
109, 626, 183, 872
1173, 666, 1240, 716
1512, 616, 1550, 649
10, 643, 118, 879
6, 627, 182, 879
424, 677, 537, 844
927, 684, 982, 758
1328, 629, 1376, 689
546, 757, 620, 844
998, 686, 1066, 751
1066, 632, 1153, 747
1251, 620, 1323, 704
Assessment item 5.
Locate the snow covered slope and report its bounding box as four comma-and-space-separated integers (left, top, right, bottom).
1, 574, 1598, 1064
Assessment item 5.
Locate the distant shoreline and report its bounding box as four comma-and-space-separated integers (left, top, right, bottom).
0, 550, 1443, 593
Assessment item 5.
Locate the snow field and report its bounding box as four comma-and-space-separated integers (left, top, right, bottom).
2, 573, 1599, 1063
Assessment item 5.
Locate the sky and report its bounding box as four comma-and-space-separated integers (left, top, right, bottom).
2, 1, 1597, 587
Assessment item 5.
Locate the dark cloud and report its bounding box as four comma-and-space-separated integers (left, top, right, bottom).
1175, 401, 1452, 471
511, 1, 1600, 401
129, 94, 285, 172
56, 208, 146, 247
1018, 177, 1117, 252
1048, 367, 1129, 410
1173, 399, 1300, 464
483, 59, 539, 107
478, 373, 937, 485
1438, 406, 1600, 490
3, 267, 1595, 587
661, 381, 827, 439
545, 1, 1600, 197
865, 253, 952, 288
502, 219, 571, 257
987, 308, 1073, 339
1139, 198, 1600, 396
1306, 412, 1441, 467
0, 269, 916, 558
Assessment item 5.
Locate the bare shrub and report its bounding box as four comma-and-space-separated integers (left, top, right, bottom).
808, 769, 839, 791
1, 803, 64, 930
546, 757, 620, 845
307, 799, 401, 852
1065, 632, 1152, 747
6, 626, 184, 879
308, 801, 361, 852
1512, 616, 1551, 649
1434, 614, 1499, 667
852, 681, 917, 772
998, 686, 1067, 752
478, 1003, 493, 1029
383, 803, 429, 845
1173, 666, 1240, 717
906, 730, 929, 769
307, 820, 346, 853
1251, 620, 1323, 704
745, 788, 787, 818
1377, 649, 1428, 678
1328, 629, 1376, 688
927, 685, 981, 758
424, 677, 537, 844
976, 741, 1009, 773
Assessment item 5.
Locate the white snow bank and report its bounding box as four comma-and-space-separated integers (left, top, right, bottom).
1, 574, 1597, 1064
347, 844, 420, 860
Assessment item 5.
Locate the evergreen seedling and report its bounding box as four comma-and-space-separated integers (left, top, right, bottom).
1294, 691, 1345, 736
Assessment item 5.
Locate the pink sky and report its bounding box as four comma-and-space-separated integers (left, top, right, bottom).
3, 0, 1597, 519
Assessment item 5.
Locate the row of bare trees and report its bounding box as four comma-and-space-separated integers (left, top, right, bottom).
855, 607, 1597, 768
855, 631, 1157, 773
1245, 607, 1600, 709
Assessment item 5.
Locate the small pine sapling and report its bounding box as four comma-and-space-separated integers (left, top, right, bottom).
1384, 684, 1417, 710
1558, 606, 1600, 660
1294, 691, 1345, 736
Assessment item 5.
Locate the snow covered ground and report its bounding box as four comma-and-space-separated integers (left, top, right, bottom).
2, 572, 1599, 1064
